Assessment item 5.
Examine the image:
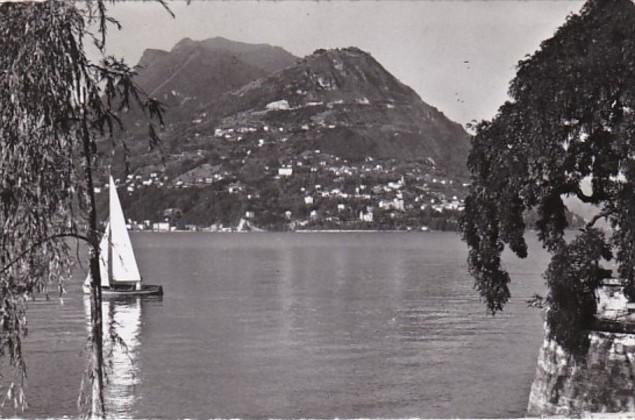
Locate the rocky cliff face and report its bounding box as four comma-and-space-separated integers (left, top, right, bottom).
527, 329, 635, 416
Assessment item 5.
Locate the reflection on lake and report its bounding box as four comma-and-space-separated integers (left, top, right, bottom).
19, 233, 550, 418
85, 296, 153, 417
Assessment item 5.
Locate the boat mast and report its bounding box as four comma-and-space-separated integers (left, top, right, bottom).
107, 217, 113, 286
108, 178, 113, 286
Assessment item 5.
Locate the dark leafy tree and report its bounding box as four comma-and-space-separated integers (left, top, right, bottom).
0, 0, 169, 416
461, 0, 635, 353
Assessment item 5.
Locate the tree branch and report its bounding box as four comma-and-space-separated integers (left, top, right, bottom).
0, 232, 90, 275
585, 208, 614, 229
576, 187, 609, 204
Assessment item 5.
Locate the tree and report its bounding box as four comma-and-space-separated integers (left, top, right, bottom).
0, 0, 168, 416
460, 0, 635, 356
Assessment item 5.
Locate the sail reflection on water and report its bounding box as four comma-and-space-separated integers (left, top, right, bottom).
83, 296, 143, 418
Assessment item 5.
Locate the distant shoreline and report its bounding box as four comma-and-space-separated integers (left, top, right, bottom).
294, 229, 427, 233
136, 229, 437, 233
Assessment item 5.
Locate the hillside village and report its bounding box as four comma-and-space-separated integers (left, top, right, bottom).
101, 150, 467, 232
100, 118, 468, 232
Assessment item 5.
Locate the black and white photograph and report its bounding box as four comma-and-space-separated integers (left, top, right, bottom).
1, 0, 635, 418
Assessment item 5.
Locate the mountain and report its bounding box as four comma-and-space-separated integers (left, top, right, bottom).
201, 47, 470, 174
131, 37, 299, 122
103, 44, 472, 231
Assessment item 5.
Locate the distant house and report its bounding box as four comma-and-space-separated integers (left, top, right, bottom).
378, 198, 405, 211
278, 167, 293, 177
152, 222, 170, 232
359, 208, 374, 223
387, 176, 405, 190
393, 199, 405, 211
245, 211, 255, 219
265, 99, 290, 111
304, 196, 314, 205
227, 182, 244, 194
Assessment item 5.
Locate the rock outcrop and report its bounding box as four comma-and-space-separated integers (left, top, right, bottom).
528, 283, 635, 417
527, 330, 635, 416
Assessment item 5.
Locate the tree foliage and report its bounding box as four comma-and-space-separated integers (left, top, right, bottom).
0, 0, 166, 415
461, 0, 635, 352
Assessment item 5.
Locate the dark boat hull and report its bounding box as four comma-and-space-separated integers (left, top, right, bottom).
83, 284, 163, 297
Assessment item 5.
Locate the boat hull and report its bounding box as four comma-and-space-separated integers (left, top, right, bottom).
82, 284, 163, 297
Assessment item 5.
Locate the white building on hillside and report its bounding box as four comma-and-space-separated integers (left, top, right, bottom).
359, 208, 374, 223
278, 167, 293, 176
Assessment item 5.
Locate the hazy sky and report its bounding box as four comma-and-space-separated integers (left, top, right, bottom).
101, 1, 585, 125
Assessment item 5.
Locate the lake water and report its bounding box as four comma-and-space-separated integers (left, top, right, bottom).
19, 232, 550, 418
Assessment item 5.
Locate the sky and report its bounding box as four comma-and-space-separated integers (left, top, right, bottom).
100, 1, 585, 126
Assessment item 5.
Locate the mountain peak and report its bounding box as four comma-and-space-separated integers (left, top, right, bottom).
227, 45, 416, 107
172, 37, 196, 50
137, 48, 168, 69
312, 46, 369, 57
165, 36, 298, 74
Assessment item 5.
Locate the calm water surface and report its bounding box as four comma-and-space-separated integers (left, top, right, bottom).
20, 232, 550, 418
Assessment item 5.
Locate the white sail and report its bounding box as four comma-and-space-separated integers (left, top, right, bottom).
83, 223, 110, 288
108, 176, 141, 284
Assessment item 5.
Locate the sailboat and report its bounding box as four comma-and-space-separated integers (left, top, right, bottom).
83, 176, 163, 297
